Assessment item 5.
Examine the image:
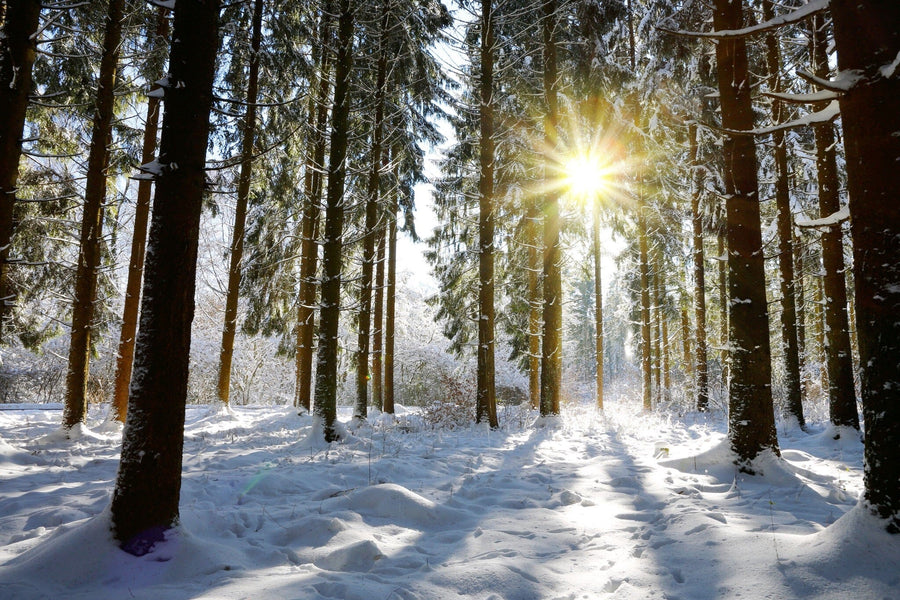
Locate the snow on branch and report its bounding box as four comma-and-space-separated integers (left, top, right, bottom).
797, 69, 864, 93
722, 101, 840, 136
763, 90, 840, 104
796, 206, 849, 228
659, 0, 827, 39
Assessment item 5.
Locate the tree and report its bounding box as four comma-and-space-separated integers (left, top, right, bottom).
110, 0, 220, 555
216, 0, 264, 407
0, 1, 42, 342
689, 123, 709, 411
354, 0, 391, 423
539, 0, 562, 417
294, 5, 332, 413
110, 7, 169, 423
830, 0, 900, 532
810, 13, 858, 431
763, 0, 804, 428
313, 0, 354, 441
475, 0, 498, 428
63, 0, 127, 429
712, 0, 779, 464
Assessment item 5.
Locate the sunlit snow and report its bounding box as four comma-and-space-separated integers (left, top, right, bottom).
0, 402, 897, 599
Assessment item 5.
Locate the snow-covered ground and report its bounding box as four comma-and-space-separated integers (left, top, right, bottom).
0, 401, 897, 599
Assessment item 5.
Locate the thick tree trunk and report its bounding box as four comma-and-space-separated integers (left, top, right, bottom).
110, 0, 220, 554
475, 0, 498, 428
313, 0, 354, 441
540, 0, 561, 417
830, 0, 900, 532
713, 0, 779, 464
216, 0, 264, 407
110, 9, 169, 423
0, 0, 41, 342
354, 3, 390, 422
63, 0, 126, 429
764, 0, 804, 428
689, 124, 709, 411
592, 198, 603, 409
811, 15, 858, 431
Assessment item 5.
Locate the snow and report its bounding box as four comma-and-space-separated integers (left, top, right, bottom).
1, 401, 898, 599
796, 206, 850, 228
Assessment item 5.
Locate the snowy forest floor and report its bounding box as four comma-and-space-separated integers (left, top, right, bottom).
0, 400, 898, 600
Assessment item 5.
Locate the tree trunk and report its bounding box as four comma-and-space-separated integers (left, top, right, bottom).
764, 0, 804, 428
63, 0, 126, 429
110, 0, 220, 555
689, 123, 709, 411
383, 192, 397, 415
660, 273, 670, 400
476, 0, 498, 428
372, 224, 386, 410
811, 14, 858, 431
540, 0, 561, 417
639, 186, 652, 411
0, 0, 41, 342
354, 1, 390, 422
527, 201, 541, 409
713, 0, 779, 464
294, 11, 332, 413
313, 0, 354, 441
830, 0, 900, 532
110, 8, 169, 423
216, 0, 264, 407
593, 197, 603, 409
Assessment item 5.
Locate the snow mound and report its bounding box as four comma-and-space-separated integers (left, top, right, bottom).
32, 423, 109, 446
660, 440, 802, 486
314, 539, 384, 572
323, 483, 464, 528
0, 436, 42, 466
0, 510, 247, 599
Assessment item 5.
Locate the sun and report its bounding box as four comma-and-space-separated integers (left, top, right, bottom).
563, 153, 612, 200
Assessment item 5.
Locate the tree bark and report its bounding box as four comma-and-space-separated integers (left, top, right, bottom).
764, 0, 804, 428
689, 123, 709, 411
63, 0, 126, 429
811, 14, 858, 431
110, 8, 169, 423
539, 0, 562, 417
110, 0, 220, 554
216, 0, 264, 407
0, 0, 41, 342
713, 0, 779, 464
830, 0, 900, 532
